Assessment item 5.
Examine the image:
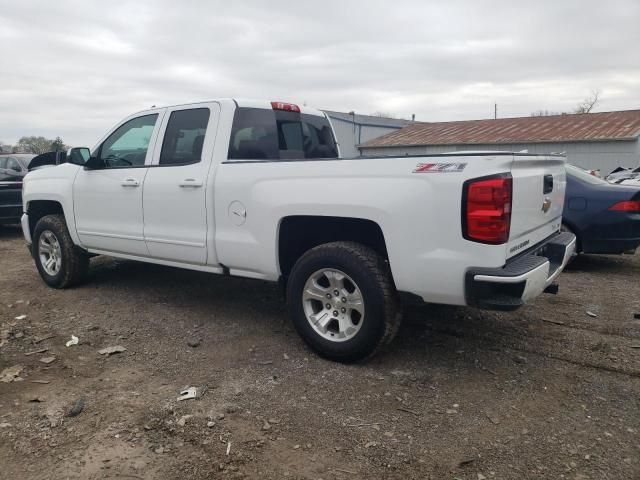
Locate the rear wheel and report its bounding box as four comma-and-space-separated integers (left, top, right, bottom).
287, 241, 401, 362
33, 214, 89, 288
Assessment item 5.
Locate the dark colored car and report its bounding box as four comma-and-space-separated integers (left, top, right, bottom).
564, 164, 640, 254
0, 154, 35, 224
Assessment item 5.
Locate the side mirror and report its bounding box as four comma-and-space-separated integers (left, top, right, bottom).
67, 147, 91, 166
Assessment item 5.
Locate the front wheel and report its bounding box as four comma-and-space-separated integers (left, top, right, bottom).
33, 214, 89, 288
286, 242, 401, 362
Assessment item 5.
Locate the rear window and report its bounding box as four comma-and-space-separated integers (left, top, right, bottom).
228, 108, 338, 160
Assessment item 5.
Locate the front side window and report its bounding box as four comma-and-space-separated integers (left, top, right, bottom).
228, 108, 338, 160
98, 114, 158, 168
159, 108, 210, 165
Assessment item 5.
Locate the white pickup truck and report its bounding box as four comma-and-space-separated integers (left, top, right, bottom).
21, 99, 576, 361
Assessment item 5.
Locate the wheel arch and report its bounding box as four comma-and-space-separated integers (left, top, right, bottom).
277, 215, 389, 278
26, 198, 82, 247
27, 200, 64, 236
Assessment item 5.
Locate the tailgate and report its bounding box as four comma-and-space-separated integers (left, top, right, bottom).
507, 154, 566, 258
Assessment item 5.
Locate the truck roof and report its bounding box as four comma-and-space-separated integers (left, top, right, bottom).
234, 98, 325, 117
131, 98, 326, 118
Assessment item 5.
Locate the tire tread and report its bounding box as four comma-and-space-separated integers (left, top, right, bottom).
287, 241, 401, 361
33, 214, 89, 288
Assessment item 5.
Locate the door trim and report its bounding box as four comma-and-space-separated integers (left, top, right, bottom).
86, 248, 224, 273
144, 236, 206, 248
77, 230, 145, 242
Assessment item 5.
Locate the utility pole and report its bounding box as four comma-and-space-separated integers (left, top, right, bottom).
494, 103, 497, 119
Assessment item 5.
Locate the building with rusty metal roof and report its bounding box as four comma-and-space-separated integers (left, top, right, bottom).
359, 110, 640, 174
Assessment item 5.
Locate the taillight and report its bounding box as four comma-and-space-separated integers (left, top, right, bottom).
271, 101, 301, 113
463, 175, 513, 244
609, 200, 640, 212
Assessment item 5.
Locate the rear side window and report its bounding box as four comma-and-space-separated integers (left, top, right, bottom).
160, 108, 210, 165
228, 108, 338, 160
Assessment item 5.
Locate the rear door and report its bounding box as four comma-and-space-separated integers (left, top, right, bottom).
143, 102, 220, 265
507, 154, 566, 257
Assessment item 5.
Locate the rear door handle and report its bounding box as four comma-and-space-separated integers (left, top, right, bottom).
121, 178, 140, 187
179, 178, 203, 188
543, 174, 554, 194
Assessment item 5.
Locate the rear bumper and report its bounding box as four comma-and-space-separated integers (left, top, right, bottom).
582, 238, 640, 254
465, 231, 576, 311
580, 213, 640, 254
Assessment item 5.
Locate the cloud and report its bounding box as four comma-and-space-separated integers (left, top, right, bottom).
1, 0, 638, 145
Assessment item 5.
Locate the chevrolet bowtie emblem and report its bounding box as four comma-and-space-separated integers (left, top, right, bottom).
541, 197, 552, 213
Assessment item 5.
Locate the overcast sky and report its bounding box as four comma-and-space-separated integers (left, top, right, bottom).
1, 0, 639, 146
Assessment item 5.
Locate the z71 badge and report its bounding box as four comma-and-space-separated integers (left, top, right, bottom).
413, 162, 467, 173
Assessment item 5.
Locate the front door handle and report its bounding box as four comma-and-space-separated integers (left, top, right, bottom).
121, 178, 140, 187
179, 178, 203, 188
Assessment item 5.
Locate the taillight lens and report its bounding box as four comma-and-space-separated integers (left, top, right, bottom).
271, 101, 301, 113
609, 200, 640, 212
463, 175, 513, 244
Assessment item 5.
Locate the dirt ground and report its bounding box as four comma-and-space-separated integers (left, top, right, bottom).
1, 224, 639, 480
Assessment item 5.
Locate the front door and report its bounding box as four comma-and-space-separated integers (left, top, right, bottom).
142, 103, 220, 264
73, 111, 164, 256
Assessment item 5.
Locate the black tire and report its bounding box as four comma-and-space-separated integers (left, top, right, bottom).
33, 214, 89, 288
287, 241, 401, 362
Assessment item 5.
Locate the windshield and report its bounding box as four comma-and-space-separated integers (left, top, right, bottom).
566, 164, 609, 185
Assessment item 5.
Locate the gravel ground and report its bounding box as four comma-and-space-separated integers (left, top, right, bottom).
1, 224, 639, 479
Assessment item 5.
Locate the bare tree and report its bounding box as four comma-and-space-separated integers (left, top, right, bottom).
530, 109, 562, 117
574, 89, 601, 114
16, 136, 54, 154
